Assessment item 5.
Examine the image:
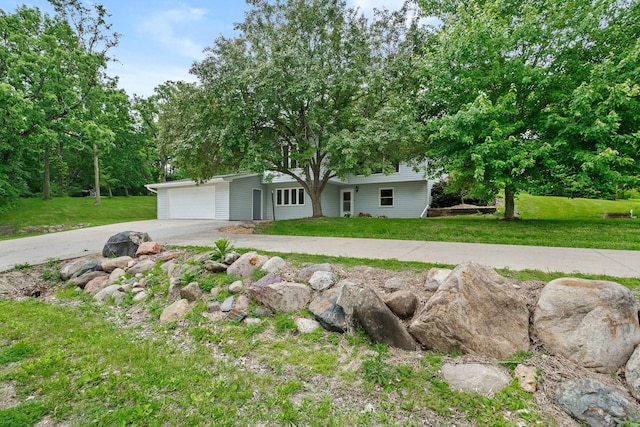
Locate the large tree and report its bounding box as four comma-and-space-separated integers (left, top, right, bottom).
171, 0, 425, 217
0, 0, 118, 207
417, 0, 639, 219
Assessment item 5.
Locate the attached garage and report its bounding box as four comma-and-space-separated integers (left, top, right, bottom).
168, 186, 215, 219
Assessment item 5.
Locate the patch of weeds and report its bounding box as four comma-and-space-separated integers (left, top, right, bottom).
216, 288, 233, 303
0, 341, 34, 365
197, 275, 218, 293
54, 283, 84, 300
45, 257, 61, 268
273, 313, 297, 333
13, 262, 31, 271
147, 300, 163, 321
40, 268, 61, 282
0, 401, 49, 427
211, 238, 235, 262
361, 343, 395, 388
499, 350, 534, 371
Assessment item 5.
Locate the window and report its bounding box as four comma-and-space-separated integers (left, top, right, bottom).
380, 188, 394, 206
276, 188, 305, 206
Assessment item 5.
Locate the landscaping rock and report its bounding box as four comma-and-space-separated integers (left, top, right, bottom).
339, 282, 417, 351
157, 250, 181, 262
515, 364, 538, 393
223, 251, 241, 265
384, 290, 418, 319
226, 308, 247, 322
262, 256, 286, 273
100, 256, 133, 273
102, 231, 152, 258
226, 252, 268, 281
135, 241, 162, 257
555, 378, 640, 427
383, 277, 406, 292
294, 263, 332, 282
221, 296, 235, 312
59, 259, 88, 280
69, 271, 109, 289
296, 318, 321, 334
309, 271, 337, 291
93, 285, 122, 303
235, 295, 250, 312
108, 268, 126, 284
72, 261, 102, 278
132, 291, 148, 303
229, 280, 244, 294
203, 260, 228, 273
441, 363, 511, 396
409, 262, 530, 359
533, 278, 640, 373
425, 268, 452, 291
160, 299, 191, 323
127, 259, 157, 276
248, 273, 282, 302
207, 301, 221, 312
259, 282, 312, 313
84, 276, 110, 294
180, 282, 203, 302
309, 287, 346, 332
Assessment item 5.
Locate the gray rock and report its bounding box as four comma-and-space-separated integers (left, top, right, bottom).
167, 278, 181, 302
235, 295, 250, 312
226, 252, 269, 281
221, 296, 235, 312
180, 282, 203, 302
132, 291, 149, 303
160, 299, 191, 323
207, 301, 221, 312
229, 280, 244, 294
294, 263, 332, 283
72, 261, 102, 279
94, 285, 122, 303
533, 278, 640, 373
296, 318, 321, 334
409, 262, 529, 359
102, 231, 152, 258
60, 259, 88, 281
157, 251, 181, 262
127, 259, 157, 276
626, 345, 640, 400
555, 378, 640, 427
426, 268, 452, 291
384, 290, 418, 319
223, 251, 241, 265
203, 260, 228, 273
100, 256, 133, 273
339, 282, 417, 351
309, 271, 337, 292
309, 287, 346, 332
441, 363, 511, 396
383, 277, 406, 292
108, 268, 126, 284
260, 282, 312, 313
262, 256, 287, 273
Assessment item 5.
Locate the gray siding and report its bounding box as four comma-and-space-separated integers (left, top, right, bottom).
352, 181, 430, 218
321, 183, 341, 217
229, 176, 264, 220
265, 183, 313, 220
346, 163, 426, 185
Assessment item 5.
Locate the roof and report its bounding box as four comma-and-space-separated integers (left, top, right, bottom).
145, 173, 258, 190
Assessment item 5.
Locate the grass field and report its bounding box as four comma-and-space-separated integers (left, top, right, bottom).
0, 196, 156, 236
257, 194, 640, 250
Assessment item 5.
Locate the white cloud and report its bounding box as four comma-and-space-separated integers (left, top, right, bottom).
110, 61, 197, 97
141, 5, 208, 60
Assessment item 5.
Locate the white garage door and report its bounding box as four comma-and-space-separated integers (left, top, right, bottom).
168, 186, 216, 219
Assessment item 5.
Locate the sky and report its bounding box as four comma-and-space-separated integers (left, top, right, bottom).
3, 0, 412, 98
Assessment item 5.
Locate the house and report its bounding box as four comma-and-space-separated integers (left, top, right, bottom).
144, 164, 434, 220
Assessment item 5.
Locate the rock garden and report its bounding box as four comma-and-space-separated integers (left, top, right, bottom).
2, 230, 640, 426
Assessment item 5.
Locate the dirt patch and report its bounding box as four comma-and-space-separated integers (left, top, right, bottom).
219, 225, 254, 234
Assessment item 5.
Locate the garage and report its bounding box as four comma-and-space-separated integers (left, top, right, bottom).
168, 186, 215, 219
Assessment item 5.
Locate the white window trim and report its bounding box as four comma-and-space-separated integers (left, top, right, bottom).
379, 187, 394, 207
275, 187, 305, 207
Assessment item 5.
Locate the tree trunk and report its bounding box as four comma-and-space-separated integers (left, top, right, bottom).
93, 143, 101, 205
504, 185, 516, 220
309, 186, 323, 217
43, 145, 51, 200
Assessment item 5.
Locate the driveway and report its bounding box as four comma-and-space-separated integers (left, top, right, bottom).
1, 219, 639, 278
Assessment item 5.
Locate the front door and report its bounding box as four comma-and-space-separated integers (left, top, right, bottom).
252, 189, 262, 220
340, 189, 354, 217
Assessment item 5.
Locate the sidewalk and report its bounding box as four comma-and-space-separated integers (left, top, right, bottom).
0, 219, 638, 278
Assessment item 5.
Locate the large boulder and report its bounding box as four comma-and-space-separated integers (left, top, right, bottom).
309, 287, 346, 332
555, 378, 640, 427
532, 278, 640, 373
102, 231, 152, 258
339, 282, 417, 351
626, 345, 640, 400
259, 282, 312, 313
408, 262, 530, 359
226, 252, 269, 281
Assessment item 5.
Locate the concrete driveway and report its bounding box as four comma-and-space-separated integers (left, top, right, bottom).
1, 219, 639, 278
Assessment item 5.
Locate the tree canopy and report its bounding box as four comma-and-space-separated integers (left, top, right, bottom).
168, 0, 425, 216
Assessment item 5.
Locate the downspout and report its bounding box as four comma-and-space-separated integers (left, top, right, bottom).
420, 179, 431, 218
144, 184, 158, 194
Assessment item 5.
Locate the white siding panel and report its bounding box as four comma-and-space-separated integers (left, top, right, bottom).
157, 189, 169, 219
215, 182, 230, 220
168, 186, 216, 219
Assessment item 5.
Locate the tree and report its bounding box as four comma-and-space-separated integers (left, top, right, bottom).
0, 1, 118, 207
416, 0, 638, 219
172, 0, 425, 217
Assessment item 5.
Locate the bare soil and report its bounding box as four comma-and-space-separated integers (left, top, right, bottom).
0, 255, 636, 426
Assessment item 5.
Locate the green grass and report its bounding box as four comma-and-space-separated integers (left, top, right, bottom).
0, 298, 550, 426
0, 196, 156, 237
257, 194, 640, 250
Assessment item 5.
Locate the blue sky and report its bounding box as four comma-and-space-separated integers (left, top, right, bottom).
4, 0, 411, 97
